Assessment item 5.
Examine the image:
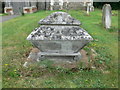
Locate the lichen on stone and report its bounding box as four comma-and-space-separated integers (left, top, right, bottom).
38, 12, 81, 25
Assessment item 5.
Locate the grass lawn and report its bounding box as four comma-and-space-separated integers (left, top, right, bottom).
0, 13, 8, 16
2, 9, 118, 88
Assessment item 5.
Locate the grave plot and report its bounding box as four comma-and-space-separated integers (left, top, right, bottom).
25, 12, 93, 67
2, 9, 118, 88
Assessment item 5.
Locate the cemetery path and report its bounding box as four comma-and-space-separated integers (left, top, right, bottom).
0, 15, 20, 22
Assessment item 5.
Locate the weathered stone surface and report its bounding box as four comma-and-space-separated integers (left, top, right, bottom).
4, 1, 37, 15
27, 26, 93, 41
102, 4, 112, 29
24, 0, 30, 7
67, 2, 86, 10
4, 7, 14, 15
29, 40, 90, 54
5, 0, 12, 7
26, 12, 93, 64
90, 6, 94, 11
37, 2, 46, 10
38, 12, 81, 25
12, 2, 25, 15
30, 1, 37, 7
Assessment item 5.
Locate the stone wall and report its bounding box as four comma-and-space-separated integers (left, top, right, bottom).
37, 2, 87, 11
37, 2, 45, 10
0, 1, 3, 13
3, 1, 88, 14
32, 2, 50, 11
67, 2, 86, 10
11, 2, 25, 15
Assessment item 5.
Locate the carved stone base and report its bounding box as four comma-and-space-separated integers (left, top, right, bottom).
38, 52, 82, 63
23, 51, 81, 67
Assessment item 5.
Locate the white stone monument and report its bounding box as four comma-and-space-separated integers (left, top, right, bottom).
58, 0, 63, 10
86, 0, 94, 15
23, 0, 37, 14
102, 4, 112, 29
50, 0, 54, 10
50, 0, 64, 10
4, 0, 14, 15
90, 6, 94, 11
86, 2, 91, 15
30, 0, 37, 13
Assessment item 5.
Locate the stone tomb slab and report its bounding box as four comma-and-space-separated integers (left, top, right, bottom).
25, 12, 93, 67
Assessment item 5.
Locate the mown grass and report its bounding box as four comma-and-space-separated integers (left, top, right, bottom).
2, 9, 118, 88
0, 13, 8, 16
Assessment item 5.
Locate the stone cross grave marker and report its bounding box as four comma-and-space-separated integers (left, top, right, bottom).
102, 4, 112, 29
24, 12, 93, 67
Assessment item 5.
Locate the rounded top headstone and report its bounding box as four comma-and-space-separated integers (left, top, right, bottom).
102, 4, 111, 12
102, 4, 112, 29
38, 12, 81, 25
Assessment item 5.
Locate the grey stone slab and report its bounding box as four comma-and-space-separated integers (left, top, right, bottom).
37, 2, 46, 10
38, 12, 81, 25
24, 0, 30, 7
38, 52, 81, 56
11, 2, 25, 15
38, 52, 82, 62
29, 40, 89, 54
27, 25, 93, 41
102, 4, 112, 29
4, 0, 12, 7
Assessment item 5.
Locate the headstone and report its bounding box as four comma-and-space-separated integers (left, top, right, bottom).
50, 0, 54, 10
86, 1, 94, 15
50, 0, 63, 10
23, 0, 37, 14
25, 12, 93, 66
30, 1, 37, 13
102, 4, 112, 29
63, 0, 69, 10
58, 0, 63, 10
90, 6, 94, 11
4, 0, 14, 15
53, 2, 60, 10
12, 2, 25, 15
86, 2, 91, 15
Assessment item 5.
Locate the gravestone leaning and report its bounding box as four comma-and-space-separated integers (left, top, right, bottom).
26, 12, 93, 65
102, 4, 112, 29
